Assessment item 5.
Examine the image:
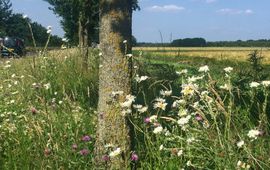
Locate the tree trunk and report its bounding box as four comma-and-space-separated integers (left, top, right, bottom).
78, 12, 89, 70
95, 0, 132, 169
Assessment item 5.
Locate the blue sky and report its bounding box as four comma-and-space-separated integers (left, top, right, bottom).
10, 0, 270, 42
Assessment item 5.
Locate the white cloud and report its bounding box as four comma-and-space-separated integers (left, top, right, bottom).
245, 9, 254, 14
205, 0, 217, 3
191, 0, 217, 4
217, 8, 254, 15
146, 5, 185, 12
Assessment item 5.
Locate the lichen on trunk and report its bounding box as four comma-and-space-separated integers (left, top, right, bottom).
94, 0, 133, 169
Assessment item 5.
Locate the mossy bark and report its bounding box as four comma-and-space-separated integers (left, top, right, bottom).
95, 0, 132, 169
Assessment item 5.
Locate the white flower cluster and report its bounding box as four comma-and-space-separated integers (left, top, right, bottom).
176, 69, 188, 75
247, 129, 260, 139
135, 75, 149, 83
47, 25, 52, 34
149, 115, 158, 123
111, 91, 124, 97
133, 104, 148, 113
188, 76, 204, 83
160, 89, 172, 97
4, 61, 11, 69
172, 99, 186, 108
43, 83, 51, 90
224, 67, 233, 73
198, 65, 209, 72
220, 84, 231, 91
120, 94, 136, 115
262, 80, 270, 87
250, 81, 270, 88
153, 126, 163, 134
181, 84, 197, 96
177, 115, 191, 127
154, 98, 167, 110
109, 147, 121, 157
237, 160, 251, 169
120, 95, 136, 108
62, 38, 68, 42
178, 109, 188, 117
236, 140, 244, 148
250, 82, 260, 88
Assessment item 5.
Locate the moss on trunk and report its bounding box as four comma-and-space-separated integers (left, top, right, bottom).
94, 0, 133, 169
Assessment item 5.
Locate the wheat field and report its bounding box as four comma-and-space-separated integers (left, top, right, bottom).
133, 47, 270, 64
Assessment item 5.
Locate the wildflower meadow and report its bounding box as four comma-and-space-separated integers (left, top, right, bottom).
0, 47, 269, 169
1, 0, 270, 169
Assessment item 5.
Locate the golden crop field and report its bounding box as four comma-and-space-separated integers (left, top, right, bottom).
133, 47, 270, 64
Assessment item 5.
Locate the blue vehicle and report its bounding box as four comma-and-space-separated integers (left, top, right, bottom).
0, 37, 26, 57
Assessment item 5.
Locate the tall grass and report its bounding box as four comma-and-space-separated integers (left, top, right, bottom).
0, 47, 269, 169
130, 64, 270, 169
0, 49, 98, 169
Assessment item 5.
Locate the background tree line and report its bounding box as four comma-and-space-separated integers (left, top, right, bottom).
43, 0, 139, 47
0, 0, 62, 47
136, 38, 270, 47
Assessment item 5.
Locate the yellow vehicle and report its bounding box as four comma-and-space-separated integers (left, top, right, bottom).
0, 37, 26, 57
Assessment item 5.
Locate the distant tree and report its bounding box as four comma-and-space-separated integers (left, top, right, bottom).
44, 0, 139, 70
95, 0, 133, 168
0, 0, 12, 36
44, 0, 139, 45
43, 0, 99, 46
43, 0, 99, 70
31, 21, 62, 46
5, 14, 28, 40
132, 35, 137, 46
171, 38, 206, 47
4, 13, 62, 47
77, 0, 99, 69
0, 1, 62, 47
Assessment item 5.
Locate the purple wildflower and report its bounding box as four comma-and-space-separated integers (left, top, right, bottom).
79, 149, 89, 156
31, 107, 38, 115
144, 117, 150, 124
44, 148, 51, 157
102, 155, 110, 162
195, 114, 203, 121
131, 152, 139, 162
72, 144, 78, 151
81, 135, 91, 142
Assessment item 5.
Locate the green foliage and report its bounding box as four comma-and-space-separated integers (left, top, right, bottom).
0, 2, 62, 47
0, 0, 12, 36
171, 38, 207, 47
0, 49, 99, 169
132, 35, 137, 46
137, 39, 270, 47
130, 61, 270, 169
44, 0, 99, 45
248, 50, 264, 80
43, 0, 140, 45
5, 14, 28, 39
208, 39, 270, 47
30, 21, 62, 47
1, 48, 269, 169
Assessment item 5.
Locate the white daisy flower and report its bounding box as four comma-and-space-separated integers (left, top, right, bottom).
198, 65, 209, 72
250, 82, 260, 88
153, 126, 163, 134
247, 129, 260, 139
224, 67, 233, 73
109, 148, 121, 157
